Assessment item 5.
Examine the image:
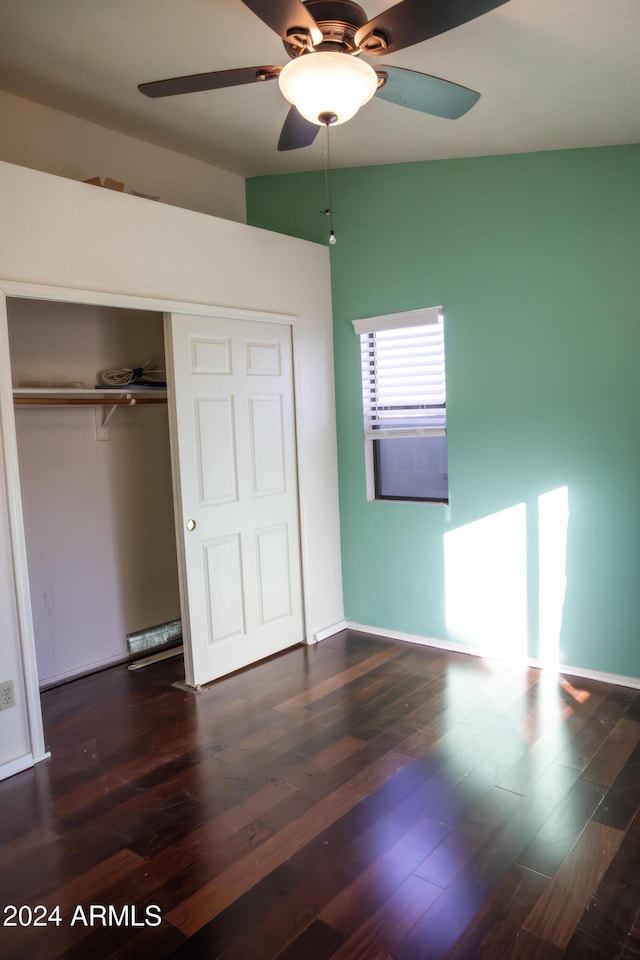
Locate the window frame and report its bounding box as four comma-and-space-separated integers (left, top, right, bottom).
352, 306, 448, 504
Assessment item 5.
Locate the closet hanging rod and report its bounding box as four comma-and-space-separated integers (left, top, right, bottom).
13, 396, 167, 406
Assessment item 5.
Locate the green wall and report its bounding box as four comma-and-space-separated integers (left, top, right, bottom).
247, 145, 640, 679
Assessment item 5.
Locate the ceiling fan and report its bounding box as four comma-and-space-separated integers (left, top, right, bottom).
139, 0, 509, 151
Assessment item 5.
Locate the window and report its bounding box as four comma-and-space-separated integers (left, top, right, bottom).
353, 306, 448, 502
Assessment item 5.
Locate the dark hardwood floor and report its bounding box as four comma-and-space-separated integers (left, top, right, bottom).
1, 630, 639, 959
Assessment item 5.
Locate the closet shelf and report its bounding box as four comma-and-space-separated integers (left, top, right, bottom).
13, 388, 168, 428
13, 387, 167, 401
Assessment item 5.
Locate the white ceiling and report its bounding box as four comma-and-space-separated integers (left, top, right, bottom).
0, 0, 638, 179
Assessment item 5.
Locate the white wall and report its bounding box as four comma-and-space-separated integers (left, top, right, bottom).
0, 160, 343, 777
0, 89, 246, 223
8, 301, 180, 686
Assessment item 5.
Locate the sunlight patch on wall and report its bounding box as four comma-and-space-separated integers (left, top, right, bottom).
444, 503, 528, 662
444, 487, 569, 667
538, 485, 569, 669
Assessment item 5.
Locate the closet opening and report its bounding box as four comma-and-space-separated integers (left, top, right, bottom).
7, 296, 182, 689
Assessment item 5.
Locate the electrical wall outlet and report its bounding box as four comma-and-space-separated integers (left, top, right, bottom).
0, 680, 15, 710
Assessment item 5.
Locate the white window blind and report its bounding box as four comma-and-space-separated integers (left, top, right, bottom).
353, 307, 446, 440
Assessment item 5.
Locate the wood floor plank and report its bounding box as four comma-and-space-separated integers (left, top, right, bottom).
555, 694, 633, 773
0, 822, 135, 909
522, 821, 624, 948
0, 767, 52, 845
275, 646, 401, 712
350, 674, 441, 741
213, 644, 359, 717
565, 930, 625, 959
65, 918, 186, 960
251, 691, 462, 836
330, 873, 441, 960
580, 718, 640, 787
620, 939, 640, 960
394, 767, 576, 960
209, 661, 413, 779
0, 848, 146, 960
309, 664, 418, 718
89, 802, 276, 917
391, 870, 493, 960
511, 929, 565, 959
198, 710, 307, 768
166, 750, 412, 936
567, 808, 640, 954
444, 863, 549, 960
43, 694, 204, 795
438, 716, 524, 780
2, 769, 288, 958
495, 679, 623, 798
207, 781, 449, 959
273, 919, 343, 960
211, 733, 367, 793
317, 815, 448, 947
51, 747, 213, 836
414, 785, 522, 887
516, 776, 606, 878
50, 727, 212, 817
187, 751, 301, 809
621, 690, 640, 722
393, 762, 581, 960
591, 742, 640, 831
163, 757, 444, 958
114, 790, 214, 859
0, 825, 64, 897
20, 847, 144, 912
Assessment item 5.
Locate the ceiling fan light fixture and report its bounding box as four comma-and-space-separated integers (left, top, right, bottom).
278, 51, 378, 126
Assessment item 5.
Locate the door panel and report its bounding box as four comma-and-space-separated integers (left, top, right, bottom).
205, 534, 245, 643
196, 396, 237, 502
167, 313, 303, 686
249, 396, 285, 495
256, 523, 292, 623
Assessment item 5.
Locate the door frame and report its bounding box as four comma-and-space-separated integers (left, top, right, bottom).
0, 280, 313, 759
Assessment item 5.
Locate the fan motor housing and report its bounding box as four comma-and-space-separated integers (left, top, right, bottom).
283, 0, 369, 57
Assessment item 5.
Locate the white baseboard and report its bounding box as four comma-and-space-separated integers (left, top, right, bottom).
0, 752, 35, 781
526, 658, 640, 690
346, 621, 640, 691
312, 620, 349, 644
40, 652, 130, 689
347, 622, 479, 658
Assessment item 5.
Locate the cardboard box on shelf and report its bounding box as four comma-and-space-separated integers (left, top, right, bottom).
83, 177, 159, 201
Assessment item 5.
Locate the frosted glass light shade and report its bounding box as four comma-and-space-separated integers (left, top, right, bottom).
278, 52, 378, 126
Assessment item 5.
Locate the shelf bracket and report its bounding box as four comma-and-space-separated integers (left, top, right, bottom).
95, 406, 111, 441
97, 395, 138, 439
102, 403, 119, 429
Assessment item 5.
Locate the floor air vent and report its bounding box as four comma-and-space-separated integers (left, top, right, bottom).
127, 619, 182, 670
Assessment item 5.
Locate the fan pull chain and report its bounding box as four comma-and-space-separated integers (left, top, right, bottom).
322, 120, 336, 245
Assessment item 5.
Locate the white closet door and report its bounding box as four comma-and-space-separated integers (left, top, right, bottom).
166, 313, 303, 686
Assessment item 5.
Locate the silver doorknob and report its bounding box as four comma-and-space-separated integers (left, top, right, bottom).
186, 519, 196, 532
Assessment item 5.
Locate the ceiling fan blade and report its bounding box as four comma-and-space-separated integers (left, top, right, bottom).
375, 65, 480, 119
355, 0, 510, 55
278, 106, 320, 151
139, 65, 281, 98
241, 0, 322, 45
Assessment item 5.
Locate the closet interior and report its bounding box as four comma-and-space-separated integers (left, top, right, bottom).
7, 297, 181, 688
